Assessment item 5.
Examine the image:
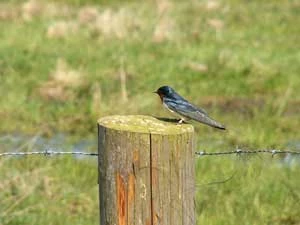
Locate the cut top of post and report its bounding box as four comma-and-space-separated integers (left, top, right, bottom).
98, 115, 194, 135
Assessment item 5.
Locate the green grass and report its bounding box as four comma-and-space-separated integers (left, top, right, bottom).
0, 156, 98, 225
195, 156, 300, 225
0, 0, 300, 224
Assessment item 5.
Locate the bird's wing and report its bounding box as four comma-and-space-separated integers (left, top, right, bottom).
164, 98, 207, 115
164, 98, 225, 129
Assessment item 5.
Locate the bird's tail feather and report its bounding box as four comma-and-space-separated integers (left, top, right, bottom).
200, 116, 226, 130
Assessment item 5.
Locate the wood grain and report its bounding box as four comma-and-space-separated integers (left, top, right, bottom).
98, 115, 195, 225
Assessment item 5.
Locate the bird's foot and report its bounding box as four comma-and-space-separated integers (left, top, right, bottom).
177, 119, 184, 125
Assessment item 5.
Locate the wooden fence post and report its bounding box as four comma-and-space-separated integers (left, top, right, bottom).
98, 115, 195, 225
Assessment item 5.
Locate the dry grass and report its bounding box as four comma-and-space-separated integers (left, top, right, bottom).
0, 0, 74, 22
156, 0, 173, 15
1, 1, 179, 42
47, 21, 79, 39
22, 0, 43, 21
77, 3, 176, 41
153, 0, 176, 42
0, 3, 20, 21
207, 18, 224, 30
205, 0, 221, 11
38, 59, 85, 101
185, 62, 209, 73
91, 8, 143, 39
78, 6, 99, 25
153, 17, 176, 42
90, 82, 102, 114
51, 58, 84, 87
119, 60, 128, 103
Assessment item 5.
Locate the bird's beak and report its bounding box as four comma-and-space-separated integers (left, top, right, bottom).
153, 91, 158, 94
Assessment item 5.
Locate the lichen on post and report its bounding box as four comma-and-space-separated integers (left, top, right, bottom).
98, 115, 195, 225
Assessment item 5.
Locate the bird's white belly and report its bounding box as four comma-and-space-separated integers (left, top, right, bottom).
163, 102, 175, 113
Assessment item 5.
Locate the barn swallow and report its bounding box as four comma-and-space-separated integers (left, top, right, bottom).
154, 86, 226, 130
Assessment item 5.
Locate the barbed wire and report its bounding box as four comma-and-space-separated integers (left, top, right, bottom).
0, 149, 299, 158
0, 150, 98, 157
195, 149, 300, 157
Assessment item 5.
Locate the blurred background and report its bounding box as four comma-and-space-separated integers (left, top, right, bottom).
0, 0, 299, 224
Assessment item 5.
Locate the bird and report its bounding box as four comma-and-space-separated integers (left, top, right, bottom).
154, 85, 226, 130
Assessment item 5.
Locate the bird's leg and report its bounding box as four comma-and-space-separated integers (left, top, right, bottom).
177, 118, 185, 124
177, 117, 190, 125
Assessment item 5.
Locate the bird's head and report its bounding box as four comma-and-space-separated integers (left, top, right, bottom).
153, 86, 174, 97
153, 86, 174, 100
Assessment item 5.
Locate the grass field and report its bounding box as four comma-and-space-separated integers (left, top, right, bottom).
0, 0, 300, 224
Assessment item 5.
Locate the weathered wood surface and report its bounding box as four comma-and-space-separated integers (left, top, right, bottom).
98, 115, 195, 225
